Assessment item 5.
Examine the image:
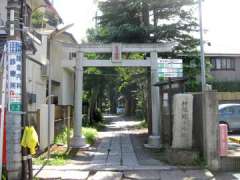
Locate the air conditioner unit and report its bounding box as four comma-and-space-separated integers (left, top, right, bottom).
41, 65, 48, 77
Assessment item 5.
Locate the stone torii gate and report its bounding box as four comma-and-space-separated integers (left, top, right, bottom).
64, 43, 175, 148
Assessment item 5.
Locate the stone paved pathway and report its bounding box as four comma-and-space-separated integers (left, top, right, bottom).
33, 115, 237, 179
90, 115, 139, 168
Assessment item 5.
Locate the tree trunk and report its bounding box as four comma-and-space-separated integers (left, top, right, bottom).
125, 94, 136, 116
88, 87, 99, 124
109, 87, 117, 114
142, 2, 150, 26
130, 97, 136, 116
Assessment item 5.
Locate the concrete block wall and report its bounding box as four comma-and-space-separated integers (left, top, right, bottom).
192, 92, 220, 170
217, 92, 240, 103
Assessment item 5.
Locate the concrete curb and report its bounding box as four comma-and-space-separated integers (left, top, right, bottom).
33, 164, 204, 172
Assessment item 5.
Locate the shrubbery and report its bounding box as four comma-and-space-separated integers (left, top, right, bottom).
82, 127, 98, 145
54, 127, 98, 146
211, 81, 240, 92
54, 128, 73, 145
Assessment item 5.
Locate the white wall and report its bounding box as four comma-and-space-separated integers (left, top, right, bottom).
30, 35, 48, 65
50, 33, 77, 105
39, 104, 55, 151
62, 69, 74, 105
26, 59, 47, 111
0, 0, 7, 25
26, 32, 77, 107
27, 34, 48, 111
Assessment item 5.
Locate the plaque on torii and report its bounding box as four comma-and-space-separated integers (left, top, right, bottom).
112, 43, 122, 63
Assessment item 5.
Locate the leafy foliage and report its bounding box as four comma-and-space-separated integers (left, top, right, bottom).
211, 81, 240, 92
31, 10, 47, 28
31, 10, 60, 28
54, 127, 98, 146
85, 0, 200, 120
82, 128, 98, 145
54, 128, 73, 145
90, 0, 198, 47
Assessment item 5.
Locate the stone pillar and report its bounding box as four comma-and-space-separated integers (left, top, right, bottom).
145, 51, 161, 148
71, 52, 86, 148
203, 91, 220, 170
172, 94, 193, 149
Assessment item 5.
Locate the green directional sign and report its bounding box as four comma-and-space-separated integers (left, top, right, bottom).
10, 102, 22, 112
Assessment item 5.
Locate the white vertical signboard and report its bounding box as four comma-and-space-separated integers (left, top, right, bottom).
7, 41, 22, 112
158, 59, 183, 78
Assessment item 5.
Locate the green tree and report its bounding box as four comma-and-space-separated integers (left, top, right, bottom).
31, 10, 61, 28
31, 10, 47, 28
83, 53, 121, 123
86, 0, 200, 118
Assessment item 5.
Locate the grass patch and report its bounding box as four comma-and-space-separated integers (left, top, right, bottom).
33, 126, 98, 166
54, 128, 73, 145
82, 127, 97, 145
33, 152, 70, 166
136, 120, 148, 129
54, 126, 98, 147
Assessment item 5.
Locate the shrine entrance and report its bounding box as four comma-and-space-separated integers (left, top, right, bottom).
62, 43, 175, 148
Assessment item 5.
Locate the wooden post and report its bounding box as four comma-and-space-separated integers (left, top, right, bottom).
159, 86, 164, 144
168, 78, 173, 145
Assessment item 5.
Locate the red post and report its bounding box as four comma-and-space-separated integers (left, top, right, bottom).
219, 124, 228, 156
1, 108, 7, 165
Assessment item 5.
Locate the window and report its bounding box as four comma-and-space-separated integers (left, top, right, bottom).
211, 57, 235, 70
28, 93, 36, 104
69, 52, 77, 60
17, 65, 21, 71
10, 59, 15, 65
10, 71, 16, 77
233, 106, 240, 115
220, 107, 235, 115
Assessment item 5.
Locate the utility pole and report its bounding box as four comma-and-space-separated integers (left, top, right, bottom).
20, 0, 33, 179
6, 0, 25, 179
198, 0, 206, 91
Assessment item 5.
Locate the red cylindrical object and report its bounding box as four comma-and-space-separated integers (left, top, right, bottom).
1, 108, 7, 165
219, 124, 228, 156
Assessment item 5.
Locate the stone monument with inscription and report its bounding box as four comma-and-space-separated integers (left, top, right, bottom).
172, 94, 193, 149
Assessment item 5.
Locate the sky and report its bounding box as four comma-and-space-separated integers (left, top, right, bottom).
54, 0, 240, 53
54, 0, 97, 43
202, 0, 240, 53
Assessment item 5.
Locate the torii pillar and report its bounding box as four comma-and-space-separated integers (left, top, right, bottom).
70, 52, 86, 148
145, 51, 161, 148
